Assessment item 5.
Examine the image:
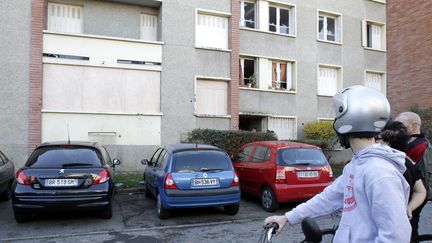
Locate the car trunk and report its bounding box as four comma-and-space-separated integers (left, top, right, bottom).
172, 171, 234, 190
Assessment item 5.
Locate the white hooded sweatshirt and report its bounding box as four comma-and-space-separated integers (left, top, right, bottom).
286, 143, 411, 243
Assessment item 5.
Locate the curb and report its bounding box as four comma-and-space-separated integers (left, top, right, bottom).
116, 187, 145, 195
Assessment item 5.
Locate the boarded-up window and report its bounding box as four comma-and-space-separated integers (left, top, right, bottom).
141, 14, 158, 41
196, 80, 228, 115
318, 66, 339, 96
43, 64, 160, 114
48, 3, 83, 34
267, 117, 296, 140
196, 13, 229, 49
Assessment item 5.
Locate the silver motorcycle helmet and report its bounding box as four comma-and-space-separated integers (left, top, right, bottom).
332, 85, 390, 148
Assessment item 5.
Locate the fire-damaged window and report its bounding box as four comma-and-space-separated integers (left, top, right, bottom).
269, 4, 295, 35
240, 57, 256, 88
240, 1, 256, 29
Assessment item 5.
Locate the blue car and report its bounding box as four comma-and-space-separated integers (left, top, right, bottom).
141, 144, 241, 219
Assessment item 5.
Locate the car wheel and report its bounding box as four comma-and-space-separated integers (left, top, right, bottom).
261, 186, 279, 212
224, 204, 240, 215
0, 180, 13, 201
14, 212, 32, 223
100, 205, 113, 219
156, 193, 169, 219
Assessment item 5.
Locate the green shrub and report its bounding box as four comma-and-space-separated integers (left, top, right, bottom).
303, 120, 335, 140
410, 104, 432, 140
182, 129, 278, 156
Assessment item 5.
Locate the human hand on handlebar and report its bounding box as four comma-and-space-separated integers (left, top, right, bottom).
264, 215, 288, 234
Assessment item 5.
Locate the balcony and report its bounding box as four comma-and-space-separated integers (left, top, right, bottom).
42, 31, 163, 71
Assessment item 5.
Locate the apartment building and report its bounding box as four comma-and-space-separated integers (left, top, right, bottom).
0, 0, 386, 169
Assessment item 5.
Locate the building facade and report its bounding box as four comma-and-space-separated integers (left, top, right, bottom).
0, 0, 386, 170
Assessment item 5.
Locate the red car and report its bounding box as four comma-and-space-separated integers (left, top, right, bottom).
232, 141, 334, 212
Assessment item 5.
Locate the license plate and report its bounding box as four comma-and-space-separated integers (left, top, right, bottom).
45, 179, 78, 187
297, 171, 319, 178
192, 178, 219, 186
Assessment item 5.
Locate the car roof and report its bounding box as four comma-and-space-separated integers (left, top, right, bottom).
37, 141, 103, 150
164, 144, 224, 153
246, 141, 321, 149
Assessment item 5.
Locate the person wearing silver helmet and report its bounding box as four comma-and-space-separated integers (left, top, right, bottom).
264, 85, 411, 243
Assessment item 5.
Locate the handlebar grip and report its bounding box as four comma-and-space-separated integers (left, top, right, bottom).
264, 222, 280, 232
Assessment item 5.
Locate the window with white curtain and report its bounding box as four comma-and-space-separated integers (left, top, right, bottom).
269, 5, 295, 35
240, 1, 255, 28
365, 71, 385, 93
318, 66, 340, 96
267, 117, 297, 140
195, 80, 228, 115
196, 13, 229, 49
141, 14, 158, 41
362, 20, 385, 50
48, 3, 83, 33
318, 11, 341, 43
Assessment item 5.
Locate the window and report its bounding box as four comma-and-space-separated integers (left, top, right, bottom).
271, 61, 294, 91
196, 13, 229, 49
156, 150, 167, 168
318, 65, 341, 96
240, 57, 256, 87
365, 71, 386, 93
48, 3, 83, 34
236, 145, 254, 162
150, 148, 162, 165
267, 117, 296, 140
362, 20, 385, 50
269, 5, 295, 35
318, 11, 341, 43
195, 79, 228, 116
240, 1, 255, 28
25, 146, 103, 168
252, 146, 270, 162
141, 14, 158, 41
277, 148, 327, 166
173, 150, 231, 172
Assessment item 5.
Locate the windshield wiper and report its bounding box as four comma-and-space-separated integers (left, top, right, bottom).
293, 162, 311, 165
176, 169, 195, 173
196, 168, 223, 172
62, 163, 94, 168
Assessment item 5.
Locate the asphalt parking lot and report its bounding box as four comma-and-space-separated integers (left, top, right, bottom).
0, 192, 431, 243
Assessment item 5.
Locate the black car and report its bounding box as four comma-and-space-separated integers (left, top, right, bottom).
0, 150, 15, 201
12, 141, 120, 223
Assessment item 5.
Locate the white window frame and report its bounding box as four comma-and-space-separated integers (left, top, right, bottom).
369, 0, 386, 4
362, 19, 386, 51
194, 77, 230, 117
240, 0, 256, 29
271, 61, 295, 91
268, 3, 296, 36
195, 9, 231, 50
140, 13, 158, 41
364, 70, 386, 95
47, 2, 83, 34
317, 64, 343, 97
240, 56, 257, 88
267, 116, 297, 140
317, 10, 342, 44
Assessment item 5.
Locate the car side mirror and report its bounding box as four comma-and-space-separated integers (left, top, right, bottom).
112, 158, 121, 166
141, 159, 151, 166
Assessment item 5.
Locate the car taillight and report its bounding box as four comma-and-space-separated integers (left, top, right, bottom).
16, 169, 31, 185
232, 171, 239, 186
93, 168, 110, 184
275, 167, 286, 184
323, 165, 334, 178
164, 173, 177, 189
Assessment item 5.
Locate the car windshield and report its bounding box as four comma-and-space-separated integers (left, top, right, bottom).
26, 145, 103, 168
172, 150, 231, 172
277, 148, 327, 166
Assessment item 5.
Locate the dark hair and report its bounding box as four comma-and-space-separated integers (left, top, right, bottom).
379, 120, 410, 151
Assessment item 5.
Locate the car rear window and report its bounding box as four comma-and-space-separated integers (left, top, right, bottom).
26, 145, 103, 168
277, 148, 328, 166
172, 150, 231, 172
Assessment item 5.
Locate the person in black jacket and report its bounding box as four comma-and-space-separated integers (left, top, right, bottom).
376, 120, 427, 240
